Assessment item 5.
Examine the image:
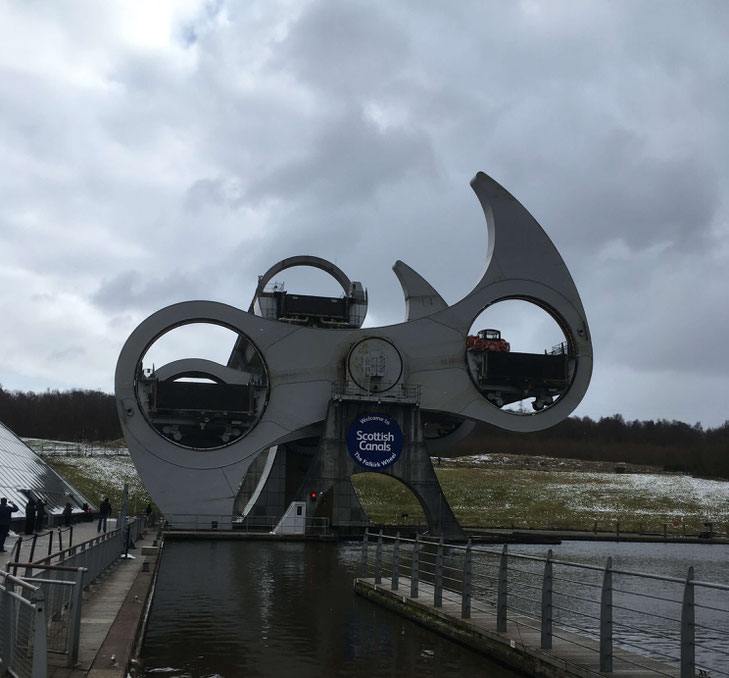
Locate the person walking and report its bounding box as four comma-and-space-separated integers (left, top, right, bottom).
98, 497, 112, 533
35, 499, 46, 532
0, 497, 20, 552
24, 497, 36, 535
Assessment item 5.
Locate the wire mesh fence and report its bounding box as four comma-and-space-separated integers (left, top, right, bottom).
0, 570, 47, 678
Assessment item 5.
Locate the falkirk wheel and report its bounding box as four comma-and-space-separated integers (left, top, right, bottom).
114, 172, 593, 539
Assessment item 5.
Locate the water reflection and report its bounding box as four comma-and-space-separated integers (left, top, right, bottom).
141, 541, 519, 678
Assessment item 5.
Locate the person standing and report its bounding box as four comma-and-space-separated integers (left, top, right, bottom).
35, 500, 46, 532
98, 497, 112, 533
63, 502, 73, 527
24, 497, 36, 535
0, 498, 20, 552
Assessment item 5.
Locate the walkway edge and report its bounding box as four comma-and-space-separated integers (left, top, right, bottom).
354, 578, 678, 678
355, 579, 566, 678
86, 549, 160, 678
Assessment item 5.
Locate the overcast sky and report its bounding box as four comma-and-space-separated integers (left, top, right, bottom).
1, 1, 727, 428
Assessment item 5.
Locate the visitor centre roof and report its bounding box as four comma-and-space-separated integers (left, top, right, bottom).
0, 420, 96, 515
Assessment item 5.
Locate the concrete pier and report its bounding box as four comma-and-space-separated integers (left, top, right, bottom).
355, 575, 679, 678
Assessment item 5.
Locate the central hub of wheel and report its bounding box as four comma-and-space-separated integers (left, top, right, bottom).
347, 337, 403, 393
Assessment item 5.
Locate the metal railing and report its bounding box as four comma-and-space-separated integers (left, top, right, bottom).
361, 530, 729, 678
164, 513, 331, 534
331, 380, 421, 404
9, 527, 76, 565
3, 564, 85, 664
0, 570, 47, 678
3, 516, 146, 669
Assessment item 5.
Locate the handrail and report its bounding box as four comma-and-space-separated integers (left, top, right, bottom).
361, 529, 729, 677
377, 532, 729, 591
0, 568, 41, 592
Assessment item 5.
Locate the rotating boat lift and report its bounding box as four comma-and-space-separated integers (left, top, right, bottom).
115, 172, 593, 538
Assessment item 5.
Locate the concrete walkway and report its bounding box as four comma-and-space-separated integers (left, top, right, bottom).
2, 521, 160, 678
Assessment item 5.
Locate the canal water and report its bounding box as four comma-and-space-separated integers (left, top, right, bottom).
140, 540, 520, 678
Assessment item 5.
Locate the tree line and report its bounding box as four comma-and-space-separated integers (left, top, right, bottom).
1, 385, 727, 477
0, 386, 122, 442
461, 415, 729, 478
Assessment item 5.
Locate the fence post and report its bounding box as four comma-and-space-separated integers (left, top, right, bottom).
497, 545, 508, 632
681, 566, 695, 678
600, 556, 613, 672
462, 538, 472, 619
13, 536, 22, 563
47, 531, 53, 557
30, 587, 48, 678
410, 533, 419, 599
0, 580, 13, 670
66, 568, 86, 665
29, 533, 38, 562
392, 532, 400, 591
541, 549, 553, 649
434, 536, 444, 607
375, 530, 383, 585
360, 531, 369, 576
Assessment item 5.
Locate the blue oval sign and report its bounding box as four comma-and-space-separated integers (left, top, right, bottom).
347, 413, 403, 470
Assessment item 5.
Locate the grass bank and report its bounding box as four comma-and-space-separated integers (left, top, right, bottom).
35, 443, 729, 535
351, 465, 729, 535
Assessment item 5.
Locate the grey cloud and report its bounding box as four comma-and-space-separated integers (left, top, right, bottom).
245, 110, 437, 207
92, 270, 204, 312
274, 1, 408, 97
2, 0, 729, 428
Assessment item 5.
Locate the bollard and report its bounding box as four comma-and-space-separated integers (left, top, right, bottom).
600, 556, 613, 672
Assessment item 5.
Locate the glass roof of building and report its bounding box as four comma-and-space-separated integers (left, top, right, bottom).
0, 420, 96, 516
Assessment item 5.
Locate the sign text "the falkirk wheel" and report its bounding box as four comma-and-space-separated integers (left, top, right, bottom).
346, 413, 404, 470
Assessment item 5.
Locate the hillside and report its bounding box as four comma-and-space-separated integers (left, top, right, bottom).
27, 441, 729, 535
